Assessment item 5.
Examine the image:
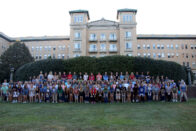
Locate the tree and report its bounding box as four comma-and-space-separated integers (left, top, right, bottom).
0, 42, 34, 82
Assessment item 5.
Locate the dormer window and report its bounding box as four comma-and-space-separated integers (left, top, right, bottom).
74, 15, 83, 23
123, 15, 132, 22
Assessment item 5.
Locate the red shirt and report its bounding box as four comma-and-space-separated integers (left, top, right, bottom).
89, 75, 95, 81
90, 88, 96, 95
129, 75, 135, 80
67, 74, 72, 80
96, 74, 102, 81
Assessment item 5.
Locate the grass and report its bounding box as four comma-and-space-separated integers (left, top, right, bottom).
0, 99, 196, 131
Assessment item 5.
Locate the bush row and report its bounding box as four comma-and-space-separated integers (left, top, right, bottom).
15, 56, 188, 82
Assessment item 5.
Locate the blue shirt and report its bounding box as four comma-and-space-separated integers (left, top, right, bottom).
103, 75, 108, 81
139, 86, 145, 94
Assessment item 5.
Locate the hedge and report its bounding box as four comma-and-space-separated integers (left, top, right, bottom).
15, 56, 189, 82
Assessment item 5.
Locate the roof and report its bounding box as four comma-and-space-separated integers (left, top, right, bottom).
69, 9, 90, 20
117, 8, 137, 19
137, 34, 196, 39
0, 32, 70, 42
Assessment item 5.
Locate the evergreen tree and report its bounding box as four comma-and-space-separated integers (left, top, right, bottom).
0, 42, 34, 82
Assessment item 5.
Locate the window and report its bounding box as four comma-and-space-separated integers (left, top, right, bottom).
181, 44, 184, 49
125, 42, 132, 49
158, 53, 161, 58
44, 46, 48, 51
44, 54, 47, 59
53, 54, 55, 59
62, 54, 65, 59
157, 45, 160, 49
153, 44, 155, 49
147, 53, 150, 58
58, 46, 62, 50
89, 44, 97, 51
36, 46, 39, 51
153, 53, 156, 58
143, 44, 146, 49
137, 53, 141, 56
137, 45, 141, 49
171, 44, 174, 49
35, 55, 38, 60
168, 53, 171, 58
100, 34, 106, 40
100, 44, 106, 51
39, 46, 42, 51
109, 33, 117, 40
127, 53, 132, 56
74, 32, 81, 39
90, 34, 96, 40
53, 46, 56, 51
175, 44, 179, 49
74, 54, 80, 57
39, 55, 42, 59
171, 53, 174, 58
123, 15, 132, 22
186, 53, 188, 58
32, 46, 34, 51
125, 32, 131, 38
62, 46, 65, 50
48, 46, 51, 51
192, 54, 194, 58
74, 15, 83, 23
161, 45, 164, 49
162, 53, 165, 58
100, 54, 106, 57
109, 44, 117, 51
176, 53, 179, 57
185, 44, 188, 49
167, 44, 170, 49
74, 43, 81, 50
147, 45, 150, 49
191, 45, 194, 49
192, 62, 196, 67
143, 53, 146, 57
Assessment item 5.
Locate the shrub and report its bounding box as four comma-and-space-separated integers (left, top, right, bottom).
15, 56, 189, 82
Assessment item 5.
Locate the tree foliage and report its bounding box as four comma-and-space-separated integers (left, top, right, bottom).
0, 42, 34, 82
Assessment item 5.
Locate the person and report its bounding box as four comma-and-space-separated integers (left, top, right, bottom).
17, 85, 23, 103
115, 84, 121, 103
57, 85, 64, 103
1, 84, 8, 102
67, 72, 72, 80
61, 72, 67, 80
90, 86, 96, 104
139, 83, 145, 102
7, 85, 13, 102
160, 84, 166, 102
154, 83, 160, 101
89, 73, 95, 81
45, 86, 50, 103
64, 85, 69, 102
12, 85, 19, 103
172, 83, 178, 102
35, 85, 40, 103
68, 86, 74, 103
84, 85, 90, 103
180, 80, 188, 102
51, 85, 58, 103
72, 72, 78, 80
103, 86, 108, 103
96, 72, 102, 81
133, 83, 138, 102
83, 72, 88, 81
22, 85, 29, 103
127, 85, 131, 102
119, 72, 124, 81
74, 86, 79, 103
78, 72, 83, 81
103, 72, 108, 81
47, 71, 54, 81
165, 82, 172, 102
97, 86, 103, 103
29, 84, 35, 103
147, 83, 152, 101
109, 85, 115, 103
121, 85, 126, 103
79, 86, 84, 103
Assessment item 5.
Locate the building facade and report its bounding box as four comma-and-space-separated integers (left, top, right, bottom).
0, 9, 196, 77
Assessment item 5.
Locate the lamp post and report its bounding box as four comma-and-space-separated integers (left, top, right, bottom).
10, 67, 14, 82
186, 66, 192, 86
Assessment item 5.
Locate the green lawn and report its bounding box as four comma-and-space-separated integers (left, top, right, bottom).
0, 99, 196, 131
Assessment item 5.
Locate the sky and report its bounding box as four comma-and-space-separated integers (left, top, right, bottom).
0, 0, 196, 37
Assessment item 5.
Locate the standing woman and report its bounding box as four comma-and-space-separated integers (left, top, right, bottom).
8, 85, 13, 102
109, 84, 115, 103
166, 82, 172, 102
180, 80, 188, 102
103, 86, 109, 103
115, 84, 121, 103
22, 85, 29, 103
84, 85, 90, 103
79, 86, 84, 103
68, 86, 74, 103
127, 85, 132, 102
29, 84, 35, 103
133, 83, 138, 102
51, 85, 58, 103
74, 86, 79, 103
160, 83, 166, 102
121, 85, 126, 103
57, 85, 64, 103
64, 85, 69, 102
97, 86, 103, 103
139, 83, 145, 102
90, 85, 97, 104
172, 84, 178, 102
35, 85, 40, 103
17, 85, 23, 103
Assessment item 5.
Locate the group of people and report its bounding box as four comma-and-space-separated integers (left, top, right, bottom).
0, 71, 188, 104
